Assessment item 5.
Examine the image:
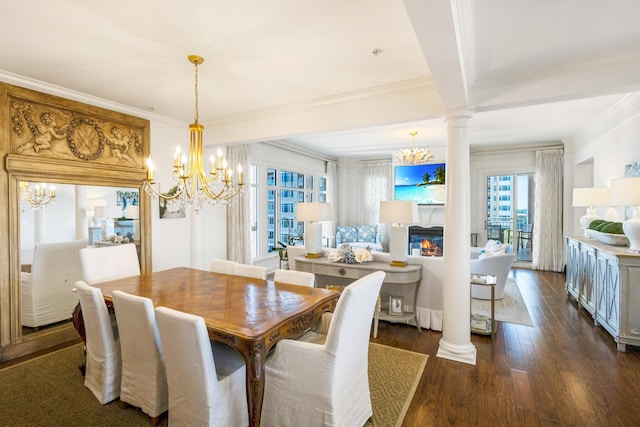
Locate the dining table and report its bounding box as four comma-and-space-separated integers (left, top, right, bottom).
72, 266, 339, 427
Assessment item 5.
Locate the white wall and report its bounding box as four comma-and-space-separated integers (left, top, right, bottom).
570, 92, 640, 235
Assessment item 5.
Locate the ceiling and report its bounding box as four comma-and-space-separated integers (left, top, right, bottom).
1, 0, 639, 159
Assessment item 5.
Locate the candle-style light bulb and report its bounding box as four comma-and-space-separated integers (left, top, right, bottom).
238, 164, 243, 185
217, 148, 223, 170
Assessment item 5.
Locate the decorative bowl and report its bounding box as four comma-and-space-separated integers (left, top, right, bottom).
585, 228, 630, 246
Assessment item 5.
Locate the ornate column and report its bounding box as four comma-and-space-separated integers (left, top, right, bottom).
436, 108, 476, 365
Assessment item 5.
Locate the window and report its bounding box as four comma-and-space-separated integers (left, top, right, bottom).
256, 167, 324, 255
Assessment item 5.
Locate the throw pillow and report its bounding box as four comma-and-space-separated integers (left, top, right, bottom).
356, 225, 377, 242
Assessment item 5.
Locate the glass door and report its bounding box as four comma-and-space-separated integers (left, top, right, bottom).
486, 174, 534, 263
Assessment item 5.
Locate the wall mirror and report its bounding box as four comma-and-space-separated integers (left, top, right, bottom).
19, 182, 142, 339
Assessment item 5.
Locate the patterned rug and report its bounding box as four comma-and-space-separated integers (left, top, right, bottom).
471, 277, 534, 327
0, 342, 427, 427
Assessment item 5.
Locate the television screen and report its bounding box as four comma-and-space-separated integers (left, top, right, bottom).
394, 163, 446, 205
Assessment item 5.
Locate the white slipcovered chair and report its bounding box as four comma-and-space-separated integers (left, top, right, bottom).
470, 253, 515, 300
21, 239, 87, 328
210, 258, 238, 274
80, 243, 140, 284
273, 269, 315, 287
233, 263, 267, 280
112, 291, 168, 424
155, 306, 248, 427
261, 270, 386, 427
74, 280, 121, 404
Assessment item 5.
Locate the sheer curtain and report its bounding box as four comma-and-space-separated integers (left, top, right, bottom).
226, 144, 251, 264
325, 161, 338, 247
359, 160, 392, 248
532, 148, 564, 272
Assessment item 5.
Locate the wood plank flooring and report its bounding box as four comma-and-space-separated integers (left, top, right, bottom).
372, 268, 640, 426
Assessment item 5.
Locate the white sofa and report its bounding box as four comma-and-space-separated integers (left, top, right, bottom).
288, 245, 515, 332
21, 239, 87, 328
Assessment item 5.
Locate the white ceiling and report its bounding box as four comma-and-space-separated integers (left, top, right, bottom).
1, 0, 639, 159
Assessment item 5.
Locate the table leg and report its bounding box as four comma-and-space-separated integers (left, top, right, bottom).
242, 341, 267, 427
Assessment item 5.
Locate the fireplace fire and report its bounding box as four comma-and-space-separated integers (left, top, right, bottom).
409, 226, 443, 257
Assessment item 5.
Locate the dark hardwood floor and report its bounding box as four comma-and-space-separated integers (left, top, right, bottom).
4, 268, 640, 426
372, 268, 640, 427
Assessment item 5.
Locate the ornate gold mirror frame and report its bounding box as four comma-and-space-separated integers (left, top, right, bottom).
0, 83, 151, 360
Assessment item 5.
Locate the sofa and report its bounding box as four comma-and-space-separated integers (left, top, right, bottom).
335, 225, 383, 252
21, 239, 87, 328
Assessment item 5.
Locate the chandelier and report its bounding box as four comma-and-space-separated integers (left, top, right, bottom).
143, 55, 244, 212
394, 131, 434, 165
20, 182, 56, 210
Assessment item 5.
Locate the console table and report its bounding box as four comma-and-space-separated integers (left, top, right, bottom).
294, 256, 422, 338
565, 236, 640, 351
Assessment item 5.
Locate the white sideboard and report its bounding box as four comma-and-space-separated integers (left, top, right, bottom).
565, 236, 640, 351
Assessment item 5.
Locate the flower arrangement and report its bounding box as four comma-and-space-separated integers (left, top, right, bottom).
328, 243, 373, 264
104, 232, 135, 244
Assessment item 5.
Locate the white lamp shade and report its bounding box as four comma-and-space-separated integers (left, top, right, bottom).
610, 177, 640, 206
296, 202, 333, 222
572, 187, 610, 207
124, 205, 139, 219
93, 206, 105, 218
379, 200, 420, 224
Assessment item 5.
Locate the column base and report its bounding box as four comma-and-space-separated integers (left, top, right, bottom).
436, 337, 477, 365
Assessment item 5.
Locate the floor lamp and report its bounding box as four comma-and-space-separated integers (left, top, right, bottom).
296, 202, 333, 258
611, 177, 640, 253
572, 187, 610, 236
379, 200, 420, 267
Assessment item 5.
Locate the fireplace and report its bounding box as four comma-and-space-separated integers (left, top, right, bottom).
409, 225, 444, 257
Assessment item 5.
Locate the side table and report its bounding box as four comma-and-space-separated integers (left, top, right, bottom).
470, 273, 497, 337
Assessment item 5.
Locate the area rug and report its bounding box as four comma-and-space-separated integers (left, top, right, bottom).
471, 277, 534, 327
0, 342, 427, 427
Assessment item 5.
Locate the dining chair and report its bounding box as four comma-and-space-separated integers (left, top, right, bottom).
273, 269, 315, 287
261, 271, 386, 427
80, 243, 141, 284
210, 258, 238, 274
155, 306, 248, 427
112, 291, 168, 425
74, 280, 121, 404
233, 263, 267, 280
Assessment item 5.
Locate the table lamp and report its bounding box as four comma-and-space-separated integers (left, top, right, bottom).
379, 200, 420, 266
572, 187, 610, 236
610, 177, 640, 253
296, 202, 333, 258
124, 205, 140, 241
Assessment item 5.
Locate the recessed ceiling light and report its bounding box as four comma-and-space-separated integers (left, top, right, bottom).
372, 48, 383, 56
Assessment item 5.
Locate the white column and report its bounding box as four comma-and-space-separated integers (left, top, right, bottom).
436, 108, 476, 365
75, 185, 88, 241
189, 209, 204, 269
34, 209, 46, 244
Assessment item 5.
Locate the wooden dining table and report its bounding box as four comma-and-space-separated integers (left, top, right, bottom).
72, 267, 339, 427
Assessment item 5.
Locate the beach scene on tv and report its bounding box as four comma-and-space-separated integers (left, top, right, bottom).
394, 163, 446, 204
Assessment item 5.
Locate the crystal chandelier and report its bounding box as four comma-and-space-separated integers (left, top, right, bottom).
20, 182, 55, 210
394, 131, 434, 165
143, 55, 244, 212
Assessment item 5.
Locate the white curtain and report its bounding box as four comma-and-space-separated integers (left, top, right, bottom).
226, 144, 251, 264
359, 160, 392, 248
326, 161, 338, 247
532, 148, 565, 272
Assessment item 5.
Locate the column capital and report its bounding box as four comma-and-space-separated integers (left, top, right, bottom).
443, 108, 474, 125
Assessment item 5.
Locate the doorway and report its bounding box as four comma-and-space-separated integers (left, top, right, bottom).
486, 174, 534, 263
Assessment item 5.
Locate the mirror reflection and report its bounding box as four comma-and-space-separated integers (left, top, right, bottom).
19, 182, 140, 337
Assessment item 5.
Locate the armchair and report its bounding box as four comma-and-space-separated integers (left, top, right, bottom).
335, 225, 383, 252
470, 253, 515, 300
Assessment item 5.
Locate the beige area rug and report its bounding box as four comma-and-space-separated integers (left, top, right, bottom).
1, 342, 427, 427
471, 277, 534, 327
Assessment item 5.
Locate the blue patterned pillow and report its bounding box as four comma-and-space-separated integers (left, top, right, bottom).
356, 225, 377, 243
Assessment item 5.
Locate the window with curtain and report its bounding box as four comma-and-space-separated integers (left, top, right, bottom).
359, 161, 392, 225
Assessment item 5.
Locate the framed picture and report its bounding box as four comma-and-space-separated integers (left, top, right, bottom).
389, 295, 404, 316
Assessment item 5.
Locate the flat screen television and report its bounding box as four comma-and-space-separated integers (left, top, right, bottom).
394, 163, 446, 205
